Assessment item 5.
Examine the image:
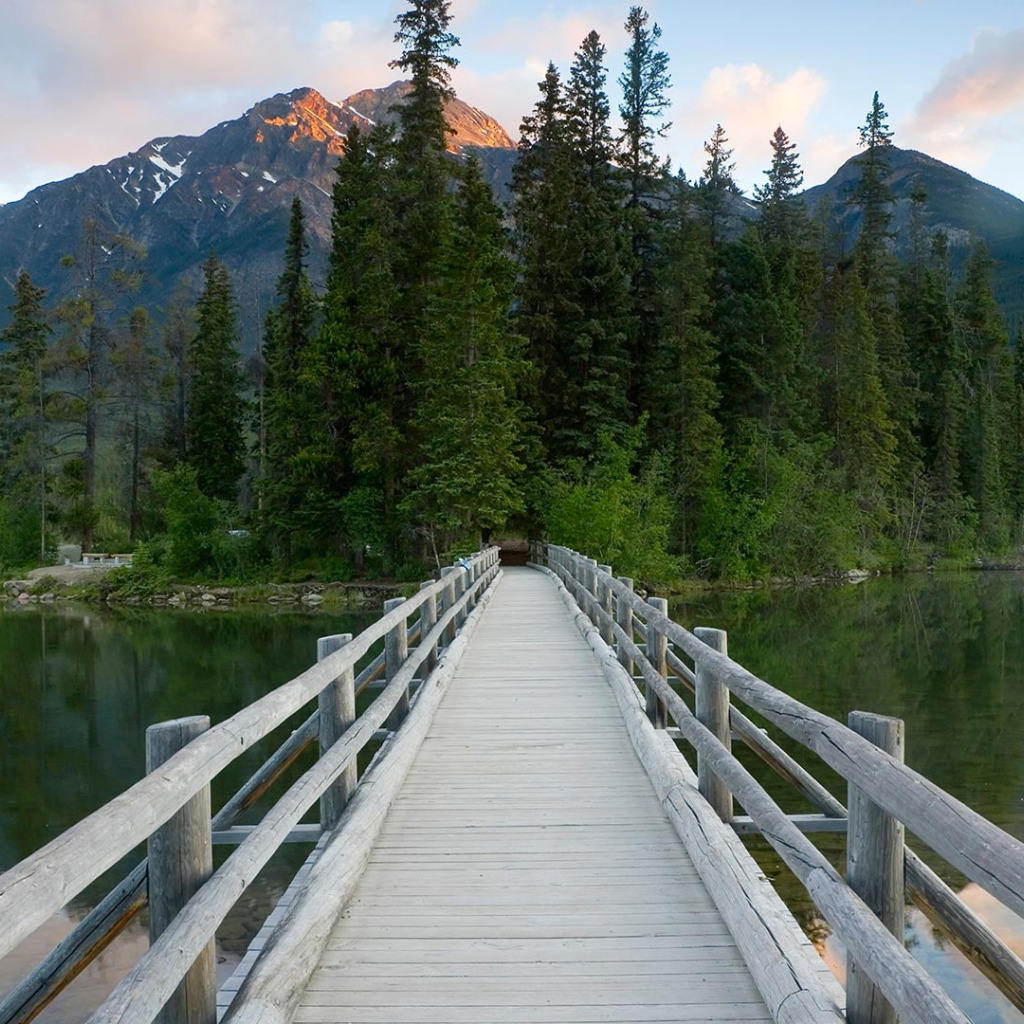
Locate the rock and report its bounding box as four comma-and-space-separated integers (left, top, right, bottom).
40, 593, 55, 603
168, 594, 184, 606
301, 593, 325, 606
17, 592, 30, 604
200, 593, 217, 603
845, 569, 871, 583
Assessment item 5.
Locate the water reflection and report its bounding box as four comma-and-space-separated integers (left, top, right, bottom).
669, 571, 1024, 1023
0, 601, 375, 1024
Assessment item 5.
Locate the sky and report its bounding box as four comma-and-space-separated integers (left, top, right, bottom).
2, 1, 1024, 205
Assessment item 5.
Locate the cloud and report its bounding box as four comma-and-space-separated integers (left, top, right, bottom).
674, 63, 828, 188
0, 0, 397, 203
914, 28, 1024, 128
901, 28, 1024, 181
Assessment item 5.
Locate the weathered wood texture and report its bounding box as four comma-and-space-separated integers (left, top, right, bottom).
317, 634, 356, 830
694, 626, 733, 823
146, 718, 216, 1024
846, 712, 904, 1024
84, 560, 500, 1024
0, 549, 499, 959
533, 564, 845, 1024
540, 552, 972, 1024
222, 573, 502, 1024
541, 545, 1024, 928
283, 569, 775, 1024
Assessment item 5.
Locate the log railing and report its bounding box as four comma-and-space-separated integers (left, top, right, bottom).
533, 542, 1024, 1024
0, 546, 501, 1024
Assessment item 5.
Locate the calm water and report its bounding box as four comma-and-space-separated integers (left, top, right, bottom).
670, 570, 1024, 1024
3, 575, 1024, 1022
0, 601, 375, 1024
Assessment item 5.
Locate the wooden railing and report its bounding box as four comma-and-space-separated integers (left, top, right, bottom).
534, 542, 1024, 1024
0, 546, 502, 1024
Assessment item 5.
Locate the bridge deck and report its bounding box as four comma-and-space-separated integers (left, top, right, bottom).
294, 567, 772, 1023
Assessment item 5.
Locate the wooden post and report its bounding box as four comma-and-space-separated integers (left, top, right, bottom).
616, 577, 634, 677
418, 581, 438, 677
384, 598, 409, 731
694, 626, 733, 822
440, 567, 457, 646
645, 598, 669, 729
847, 712, 905, 1024
317, 633, 356, 830
145, 717, 216, 1024
597, 565, 614, 645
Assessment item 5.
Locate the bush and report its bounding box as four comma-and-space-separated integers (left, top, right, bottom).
538, 424, 681, 585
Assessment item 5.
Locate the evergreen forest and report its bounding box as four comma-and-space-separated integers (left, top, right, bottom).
3, 0, 1023, 586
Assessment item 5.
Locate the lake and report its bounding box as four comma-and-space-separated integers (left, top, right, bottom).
670, 570, 1024, 1024
2, 572, 1024, 1022
0, 601, 375, 1024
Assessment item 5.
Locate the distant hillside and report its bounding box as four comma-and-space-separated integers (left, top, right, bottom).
0, 82, 518, 348
801, 147, 1024, 329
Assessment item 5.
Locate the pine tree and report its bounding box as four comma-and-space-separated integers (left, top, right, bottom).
618, 6, 671, 414
49, 220, 144, 548
0, 271, 51, 560
389, 0, 459, 306
110, 307, 159, 541
647, 177, 722, 553
956, 242, 1013, 549
698, 124, 740, 246
263, 197, 319, 557
512, 64, 580, 461
754, 127, 804, 246
186, 253, 246, 503
158, 284, 193, 468
404, 155, 528, 550
563, 29, 633, 457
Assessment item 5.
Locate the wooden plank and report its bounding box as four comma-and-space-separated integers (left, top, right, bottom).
280, 568, 773, 1024
0, 549, 498, 957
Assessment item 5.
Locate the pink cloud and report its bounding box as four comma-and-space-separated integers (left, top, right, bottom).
914, 28, 1024, 128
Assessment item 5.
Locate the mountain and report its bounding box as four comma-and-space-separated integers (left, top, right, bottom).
801, 146, 1024, 328
0, 83, 517, 347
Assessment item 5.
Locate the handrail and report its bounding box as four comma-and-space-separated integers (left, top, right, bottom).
86, 562, 498, 1024
536, 542, 1024, 1023
0, 546, 500, 1006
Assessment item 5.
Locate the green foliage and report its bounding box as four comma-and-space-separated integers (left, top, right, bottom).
186, 252, 246, 502
0, 496, 42, 573
540, 424, 680, 583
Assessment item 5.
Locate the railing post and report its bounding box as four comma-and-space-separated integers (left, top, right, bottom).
384, 597, 409, 731
418, 581, 438, 677
146, 717, 216, 1024
584, 557, 599, 620
616, 577, 634, 677
440, 567, 457, 645
694, 626, 733, 823
455, 567, 468, 629
597, 565, 614, 646
645, 597, 669, 729
317, 633, 356, 829
847, 712, 905, 1024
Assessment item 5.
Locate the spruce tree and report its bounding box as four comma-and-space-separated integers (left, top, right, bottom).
389, 0, 459, 307
563, 29, 633, 457
512, 64, 580, 462
647, 177, 722, 554
50, 220, 143, 548
263, 197, 319, 557
698, 124, 740, 246
754, 127, 804, 246
404, 156, 528, 550
186, 253, 246, 503
618, 6, 672, 414
0, 271, 51, 559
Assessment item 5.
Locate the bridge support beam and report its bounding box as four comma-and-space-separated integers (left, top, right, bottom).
146, 717, 216, 1024
418, 581, 438, 677
847, 712, 905, 1024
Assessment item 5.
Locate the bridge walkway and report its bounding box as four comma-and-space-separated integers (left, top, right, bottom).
294, 567, 772, 1024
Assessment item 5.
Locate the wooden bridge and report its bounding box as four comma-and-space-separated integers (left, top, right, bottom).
3, 545, 1024, 1024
